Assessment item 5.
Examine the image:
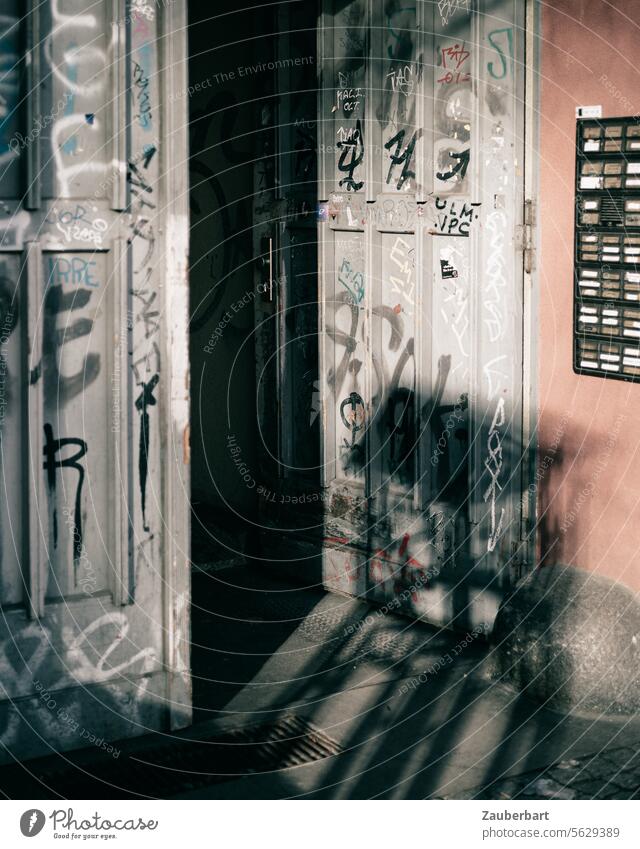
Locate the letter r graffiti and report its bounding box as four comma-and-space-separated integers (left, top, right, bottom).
43, 423, 88, 566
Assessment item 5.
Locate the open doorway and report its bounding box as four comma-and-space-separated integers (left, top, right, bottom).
187, 1, 320, 720
186, 0, 534, 719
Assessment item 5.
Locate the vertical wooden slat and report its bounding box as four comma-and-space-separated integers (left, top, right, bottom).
159, 0, 192, 730
318, 2, 331, 202
415, 0, 426, 204
25, 241, 44, 617
317, 4, 329, 486
110, 0, 127, 211
468, 1, 483, 533
111, 235, 130, 605
520, 0, 540, 560
25, 5, 41, 210
471, 0, 524, 613
364, 216, 373, 503
319, 0, 332, 485
419, 0, 435, 513
413, 215, 423, 511
364, 0, 374, 202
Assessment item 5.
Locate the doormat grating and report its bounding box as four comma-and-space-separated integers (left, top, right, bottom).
0, 714, 342, 799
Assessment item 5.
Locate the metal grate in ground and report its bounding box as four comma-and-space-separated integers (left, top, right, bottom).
0, 714, 343, 799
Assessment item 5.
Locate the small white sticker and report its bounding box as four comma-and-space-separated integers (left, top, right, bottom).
576, 105, 602, 118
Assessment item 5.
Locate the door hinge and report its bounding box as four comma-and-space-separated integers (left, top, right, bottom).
510, 539, 529, 582
516, 198, 535, 274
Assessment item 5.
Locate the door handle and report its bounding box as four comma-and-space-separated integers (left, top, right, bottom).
260, 235, 273, 301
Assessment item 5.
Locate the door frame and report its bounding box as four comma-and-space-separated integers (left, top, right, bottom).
521, 0, 541, 573
159, 0, 191, 729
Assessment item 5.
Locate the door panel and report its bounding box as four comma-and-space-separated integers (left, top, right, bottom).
0, 0, 190, 764
0, 251, 23, 607
318, 0, 527, 630
253, 1, 320, 551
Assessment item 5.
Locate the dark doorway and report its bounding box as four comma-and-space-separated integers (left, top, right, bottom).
187, 1, 320, 720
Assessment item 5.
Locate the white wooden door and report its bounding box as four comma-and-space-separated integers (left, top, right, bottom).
318, 0, 529, 630
0, 0, 190, 764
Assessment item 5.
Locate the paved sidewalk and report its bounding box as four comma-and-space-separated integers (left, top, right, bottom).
178, 567, 640, 799
4, 566, 639, 799
455, 741, 640, 800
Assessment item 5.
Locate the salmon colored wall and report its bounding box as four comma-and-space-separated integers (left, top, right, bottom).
538, 1, 640, 589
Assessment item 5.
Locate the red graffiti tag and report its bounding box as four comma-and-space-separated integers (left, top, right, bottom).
437, 42, 471, 85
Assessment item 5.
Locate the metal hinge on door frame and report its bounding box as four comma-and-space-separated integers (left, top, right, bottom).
516, 198, 536, 273
516, 198, 535, 274
515, 193, 535, 581
510, 539, 529, 583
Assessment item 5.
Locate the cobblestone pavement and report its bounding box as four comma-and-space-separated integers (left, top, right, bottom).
460, 740, 640, 800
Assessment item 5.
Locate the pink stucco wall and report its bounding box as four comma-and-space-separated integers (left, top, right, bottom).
538, 1, 640, 589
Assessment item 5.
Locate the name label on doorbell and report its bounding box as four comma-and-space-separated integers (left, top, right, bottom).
576, 105, 602, 118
